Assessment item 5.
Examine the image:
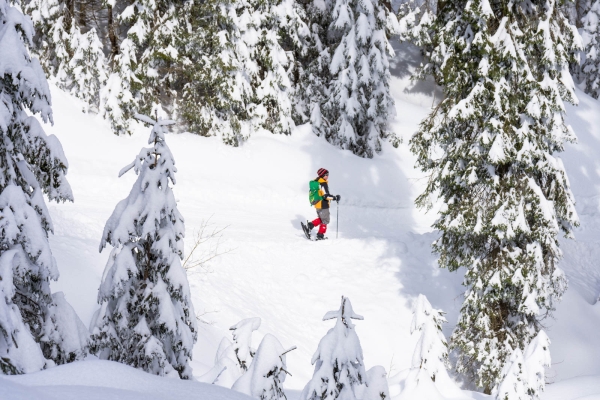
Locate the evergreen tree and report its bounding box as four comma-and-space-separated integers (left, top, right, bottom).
396, 0, 435, 47
0, 0, 88, 373
293, 0, 333, 129
89, 114, 197, 378
232, 333, 295, 400
100, 36, 139, 135
581, 0, 600, 98
299, 0, 397, 158
177, 0, 254, 145
66, 28, 108, 113
99, 0, 182, 134
179, 0, 298, 144
26, 0, 106, 113
300, 296, 366, 400
25, 0, 69, 76
241, 0, 296, 136
410, 0, 580, 393
135, 0, 181, 118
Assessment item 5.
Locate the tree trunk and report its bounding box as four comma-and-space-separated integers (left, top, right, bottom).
107, 4, 119, 67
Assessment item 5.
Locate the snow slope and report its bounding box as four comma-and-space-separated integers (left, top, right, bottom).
5, 42, 600, 399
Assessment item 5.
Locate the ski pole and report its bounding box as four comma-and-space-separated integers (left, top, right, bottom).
336, 200, 339, 239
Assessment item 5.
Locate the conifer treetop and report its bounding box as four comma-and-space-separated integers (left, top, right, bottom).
323, 295, 364, 323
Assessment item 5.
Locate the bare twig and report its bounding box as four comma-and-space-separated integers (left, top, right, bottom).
183, 216, 234, 273
196, 309, 219, 325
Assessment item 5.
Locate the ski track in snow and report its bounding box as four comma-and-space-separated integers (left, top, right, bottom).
5, 42, 600, 400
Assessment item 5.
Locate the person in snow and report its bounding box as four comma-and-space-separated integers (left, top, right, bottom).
306, 168, 340, 240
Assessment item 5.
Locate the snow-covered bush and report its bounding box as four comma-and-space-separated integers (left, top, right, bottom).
200, 317, 261, 386
199, 337, 242, 386
0, 0, 87, 374
300, 296, 367, 400
231, 317, 262, 371
409, 294, 449, 382
493, 331, 551, 400
41, 292, 90, 364
90, 114, 197, 378
365, 366, 390, 400
232, 333, 295, 400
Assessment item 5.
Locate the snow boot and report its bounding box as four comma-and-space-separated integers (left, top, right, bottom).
316, 233, 327, 241
307, 221, 315, 231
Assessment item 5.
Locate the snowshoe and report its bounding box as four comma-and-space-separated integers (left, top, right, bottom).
315, 233, 328, 241
300, 222, 312, 240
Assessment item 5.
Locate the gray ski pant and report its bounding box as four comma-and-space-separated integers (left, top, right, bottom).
316, 208, 331, 225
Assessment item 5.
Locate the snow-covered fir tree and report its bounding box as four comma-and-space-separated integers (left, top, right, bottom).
232, 333, 295, 400
25, 0, 68, 76
493, 331, 551, 400
100, 36, 139, 135
581, 0, 600, 98
409, 294, 449, 382
396, 0, 435, 48
298, 0, 397, 158
410, 0, 580, 393
292, 0, 332, 127
300, 296, 366, 400
135, 1, 181, 118
0, 0, 88, 373
241, 0, 296, 136
178, 0, 254, 145
66, 28, 107, 113
89, 114, 197, 378
180, 0, 298, 144
26, 0, 106, 113
99, 0, 182, 134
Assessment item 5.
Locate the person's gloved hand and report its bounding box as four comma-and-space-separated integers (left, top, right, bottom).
335, 195, 341, 202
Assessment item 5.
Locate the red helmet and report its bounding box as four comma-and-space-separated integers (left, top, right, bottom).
317, 168, 329, 177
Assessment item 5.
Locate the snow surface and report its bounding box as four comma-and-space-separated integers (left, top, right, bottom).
3, 42, 600, 400
2, 360, 253, 400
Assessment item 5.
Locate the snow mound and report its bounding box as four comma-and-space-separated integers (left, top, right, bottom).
2, 359, 253, 400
